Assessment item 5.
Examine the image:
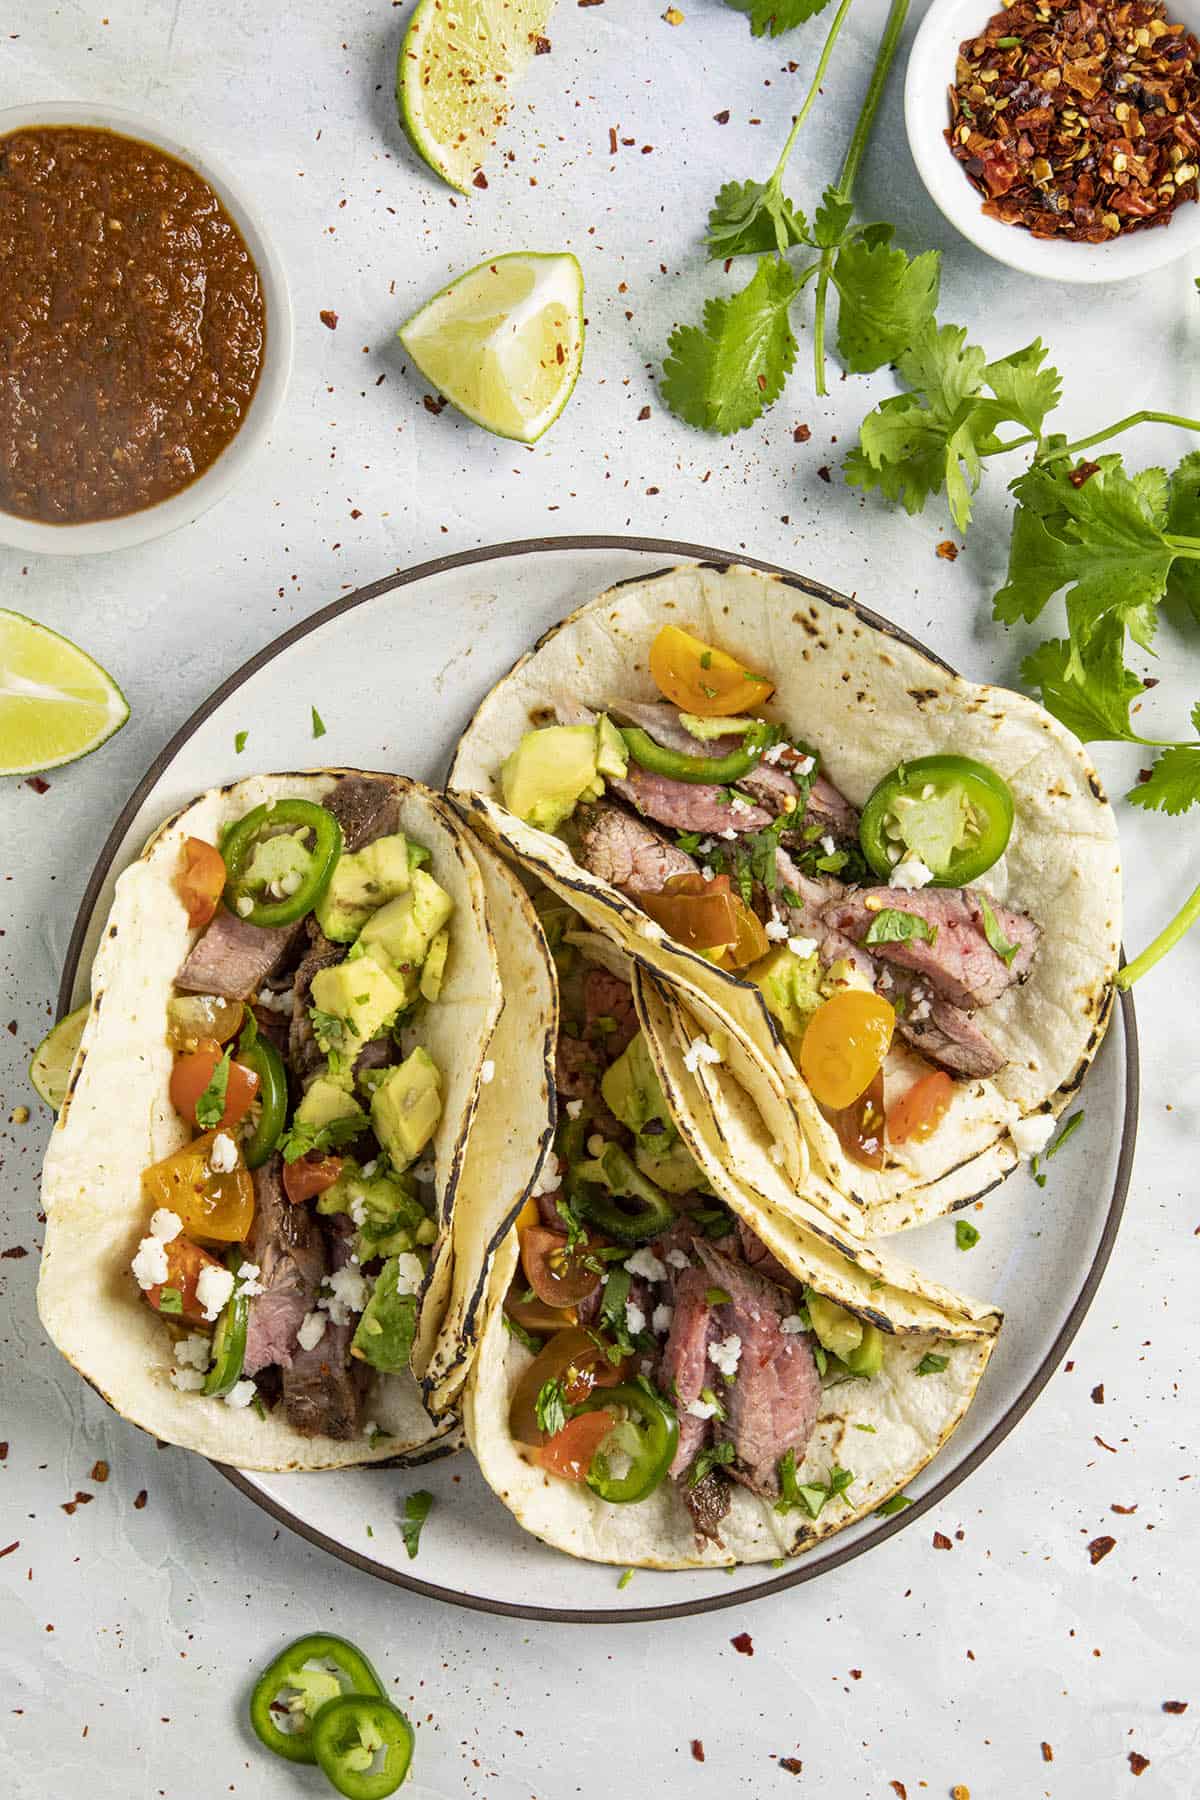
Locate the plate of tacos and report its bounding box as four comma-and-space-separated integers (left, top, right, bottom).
42, 537, 1136, 1620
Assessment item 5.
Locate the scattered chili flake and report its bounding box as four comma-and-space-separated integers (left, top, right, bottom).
1042, 1742, 1054, 1762
319, 310, 338, 331
1162, 1700, 1188, 1713
1129, 1751, 1150, 1775
0, 1443, 7, 1459
638, 405, 651, 420
91, 1460, 109, 1483
936, 539, 959, 560
817, 465, 832, 482
951, 1788, 971, 1800
890, 1783, 908, 1800
731, 1631, 754, 1655
779, 1758, 803, 1775
1070, 459, 1102, 487
933, 1530, 953, 1549
793, 422, 812, 442
0, 1542, 18, 1559
609, 126, 618, 154
1092, 1382, 1105, 1403
532, 33, 551, 52
690, 1740, 705, 1763
664, 6, 685, 22
1112, 1502, 1137, 1513
578, 1, 605, 8
472, 171, 489, 190
946, 0, 1200, 244
25, 775, 50, 794
714, 109, 731, 124
2, 1246, 29, 1259
1088, 1533, 1117, 1563
423, 394, 447, 415
133, 1489, 148, 1509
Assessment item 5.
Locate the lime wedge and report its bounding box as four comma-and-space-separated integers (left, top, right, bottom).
0, 611, 128, 776
399, 252, 584, 443
30, 1005, 88, 1111
398, 0, 555, 194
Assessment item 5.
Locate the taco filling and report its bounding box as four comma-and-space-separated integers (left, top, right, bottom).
128, 775, 454, 1439
497, 624, 1043, 1168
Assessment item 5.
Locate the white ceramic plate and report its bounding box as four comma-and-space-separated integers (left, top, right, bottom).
59, 537, 1137, 1623
0, 102, 293, 555
905, 0, 1200, 283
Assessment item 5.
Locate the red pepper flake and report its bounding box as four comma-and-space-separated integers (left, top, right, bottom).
638, 405, 651, 420
936, 539, 959, 560
578, 0, 605, 7
1088, 1534, 1117, 1564
2, 1246, 28, 1259
1070, 460, 1101, 488
0, 1542, 18, 1559
1112, 1502, 1137, 1514
91, 1460, 109, 1483
133, 1489, 148, 1510
779, 1758, 803, 1775
932, 1531, 953, 1549
1129, 1752, 1150, 1776
1042, 1742, 1054, 1762
350, 508, 362, 519
319, 310, 338, 331
25, 775, 50, 794
849, 1669, 862, 1680
793, 423, 812, 442
472, 171, 489, 190
609, 127, 618, 154
714, 110, 731, 124
1095, 1436, 1118, 1452
1091, 1383, 1105, 1403
1162, 1700, 1188, 1713
946, 0, 1200, 244
690, 1740, 705, 1763
423, 394, 447, 416
0, 1443, 8, 1459
731, 1631, 754, 1655
5, 1020, 16, 1033
816, 465, 832, 483
890, 1783, 908, 1799
531, 33, 551, 52
646, 486, 660, 496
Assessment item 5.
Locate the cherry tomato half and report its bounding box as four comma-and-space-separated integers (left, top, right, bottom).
143, 1233, 225, 1326
887, 1070, 954, 1145
505, 1281, 577, 1335
520, 1226, 602, 1309
535, 1410, 617, 1482
638, 873, 768, 970
176, 836, 227, 928
648, 624, 775, 718
508, 1327, 627, 1447
169, 1040, 260, 1132
282, 1154, 344, 1204
799, 989, 895, 1111
824, 1066, 887, 1170
142, 1130, 255, 1244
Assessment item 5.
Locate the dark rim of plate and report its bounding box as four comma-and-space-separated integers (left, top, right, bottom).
56, 534, 1139, 1626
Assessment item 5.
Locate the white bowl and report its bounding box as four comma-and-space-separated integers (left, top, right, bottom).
0, 102, 293, 555
905, 0, 1200, 283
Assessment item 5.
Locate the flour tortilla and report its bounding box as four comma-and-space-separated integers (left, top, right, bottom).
449, 562, 1120, 1230
463, 916, 1001, 1569
38, 772, 503, 1472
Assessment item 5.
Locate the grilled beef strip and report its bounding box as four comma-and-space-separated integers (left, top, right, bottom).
659, 1267, 723, 1480
881, 968, 1007, 1080
282, 1215, 361, 1440
288, 925, 345, 1080
321, 774, 401, 852
582, 966, 640, 1055
685, 1469, 732, 1544
576, 802, 698, 892
607, 763, 773, 836
176, 906, 306, 1001
693, 1242, 821, 1499
823, 886, 1040, 1010
243, 1156, 325, 1376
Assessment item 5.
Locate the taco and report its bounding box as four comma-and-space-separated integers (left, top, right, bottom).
38, 771, 503, 1471
448, 562, 1120, 1231
462, 903, 1001, 1568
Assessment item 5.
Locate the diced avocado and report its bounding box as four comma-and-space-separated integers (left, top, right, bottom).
602, 1032, 676, 1145
243, 829, 315, 895
420, 928, 450, 1002
820, 955, 874, 1000
752, 945, 824, 1046
841, 1322, 884, 1377
310, 956, 408, 1046
678, 712, 760, 741
371, 1048, 442, 1170
350, 1254, 423, 1374
501, 724, 605, 833
359, 870, 454, 977
807, 1292, 865, 1361
595, 713, 629, 779
314, 833, 413, 943
635, 1137, 703, 1196
295, 1074, 367, 1134
318, 1156, 432, 1259
407, 841, 430, 872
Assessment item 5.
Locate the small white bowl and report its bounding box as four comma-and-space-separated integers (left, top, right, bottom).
0, 102, 293, 555
905, 0, 1200, 283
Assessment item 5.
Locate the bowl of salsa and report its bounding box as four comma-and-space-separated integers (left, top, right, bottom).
0, 103, 293, 554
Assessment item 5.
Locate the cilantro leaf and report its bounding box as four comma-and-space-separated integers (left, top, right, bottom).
535, 1378, 569, 1438
1020, 622, 1147, 745
1165, 449, 1200, 623
864, 907, 938, 948
1127, 742, 1200, 816
278, 1113, 362, 1163
194, 1050, 232, 1130
915, 1351, 949, 1376
977, 339, 1062, 440
846, 323, 990, 530
875, 1493, 913, 1517
689, 1439, 736, 1487
776, 1452, 855, 1518
234, 730, 248, 754
831, 230, 940, 374
811, 185, 854, 249
311, 705, 327, 740
954, 1218, 980, 1251
400, 1490, 433, 1559
662, 258, 799, 434
978, 893, 1019, 966
1046, 1110, 1085, 1158
724, 0, 833, 37
502, 1311, 543, 1356
157, 1287, 184, 1315
706, 179, 808, 260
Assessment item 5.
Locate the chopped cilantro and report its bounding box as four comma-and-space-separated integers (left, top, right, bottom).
535, 1378, 569, 1438
311, 704, 327, 740
776, 1450, 855, 1519
1047, 1110, 1085, 1158
278, 1113, 362, 1164
875, 1493, 913, 1517
689, 1439, 736, 1487
309, 1006, 349, 1051
915, 1350, 949, 1376
234, 730, 249, 754
699, 651, 713, 669
157, 1287, 183, 1315
617, 1568, 635, 1590
699, 1386, 727, 1421
400, 1490, 433, 1559
978, 894, 1019, 966
502, 1311, 544, 1356
853, 1422, 877, 1433
954, 1218, 980, 1251
705, 1286, 732, 1306
194, 1050, 232, 1130
864, 907, 937, 948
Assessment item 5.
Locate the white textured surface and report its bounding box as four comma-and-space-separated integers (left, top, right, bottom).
1, 4, 1196, 1797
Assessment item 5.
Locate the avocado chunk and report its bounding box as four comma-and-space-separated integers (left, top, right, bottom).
314, 833, 414, 943
310, 956, 408, 1047
603, 1031, 702, 1192
294, 1073, 367, 1134
500, 724, 606, 833
678, 712, 760, 741
358, 870, 454, 978
371, 1048, 442, 1170
350, 1254, 424, 1374
751, 944, 824, 1047
841, 1322, 884, 1376
419, 928, 450, 1002
807, 1292, 865, 1361
635, 1137, 704, 1196
318, 1157, 434, 1259
595, 713, 629, 779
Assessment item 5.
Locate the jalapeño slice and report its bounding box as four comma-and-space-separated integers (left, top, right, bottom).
309, 1693, 415, 1799
249, 1634, 385, 1765
859, 754, 1014, 887
575, 1380, 679, 1504
222, 798, 342, 928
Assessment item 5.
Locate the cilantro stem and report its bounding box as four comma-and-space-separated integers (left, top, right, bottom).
772, 0, 857, 187
1043, 411, 1200, 463
813, 0, 911, 396
1116, 878, 1200, 990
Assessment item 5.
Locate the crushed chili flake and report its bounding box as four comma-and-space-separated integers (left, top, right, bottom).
1112, 1501, 1137, 1512
690, 1740, 705, 1763
133, 1489, 148, 1509
1042, 1741, 1054, 1761
0, 1541, 18, 1559
2, 1245, 29, 1259
890, 1783, 908, 1800
1088, 1532, 1117, 1562
816, 465, 832, 482
423, 394, 447, 415
1162, 1699, 1188, 1712
1129, 1751, 1150, 1775
793, 422, 812, 442
472, 171, 489, 190
731, 1631, 754, 1655
1092, 1382, 1105, 1402
947, 0, 1200, 242
90, 1460, 109, 1483
779, 1758, 803, 1775
319, 310, 338, 331
933, 1530, 953, 1549
714, 109, 731, 124
937, 539, 960, 560
1070, 459, 1102, 486
638, 405, 652, 420
531, 33, 551, 52
25, 775, 50, 794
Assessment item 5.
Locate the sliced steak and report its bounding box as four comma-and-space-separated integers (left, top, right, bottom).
612, 700, 741, 761
694, 1242, 821, 1499
736, 1218, 802, 1295
577, 803, 698, 893
251, 1000, 292, 1057
352, 1036, 395, 1081
582, 967, 639, 1055
176, 906, 305, 1001
322, 774, 400, 852
607, 764, 772, 837
685, 1468, 731, 1545
806, 772, 860, 842
819, 926, 878, 986
823, 886, 1040, 1010
289, 927, 344, 1077
659, 1267, 720, 1478
775, 846, 844, 937
555, 1031, 602, 1100
883, 969, 1007, 1079
282, 1218, 360, 1441
243, 1157, 325, 1377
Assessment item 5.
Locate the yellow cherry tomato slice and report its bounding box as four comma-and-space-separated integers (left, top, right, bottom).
648, 625, 775, 718
141, 1129, 255, 1243
799, 990, 895, 1111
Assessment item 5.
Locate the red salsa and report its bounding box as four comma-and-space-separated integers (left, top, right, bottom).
0, 125, 266, 524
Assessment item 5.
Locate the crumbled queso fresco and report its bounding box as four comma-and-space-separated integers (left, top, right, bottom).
889, 856, 935, 892
686, 1395, 721, 1420
665, 1247, 691, 1271
148, 1208, 182, 1243
651, 1302, 674, 1336
683, 1036, 722, 1074
764, 917, 789, 942
131, 1236, 169, 1291
708, 1334, 743, 1378
788, 936, 818, 960
1010, 1112, 1056, 1159
624, 1298, 647, 1337
780, 1314, 805, 1335
625, 1246, 667, 1283
479, 1060, 495, 1085
530, 1151, 561, 1200
321, 1264, 371, 1327
208, 1132, 238, 1174
297, 1310, 326, 1352
196, 1263, 235, 1322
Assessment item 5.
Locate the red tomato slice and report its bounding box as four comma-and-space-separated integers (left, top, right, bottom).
144, 1234, 225, 1327
282, 1155, 344, 1204
887, 1070, 954, 1145
534, 1410, 616, 1483
169, 1039, 259, 1131
176, 836, 226, 929
520, 1226, 602, 1308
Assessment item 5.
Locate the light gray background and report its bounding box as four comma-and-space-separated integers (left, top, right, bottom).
1, 3, 1195, 1795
